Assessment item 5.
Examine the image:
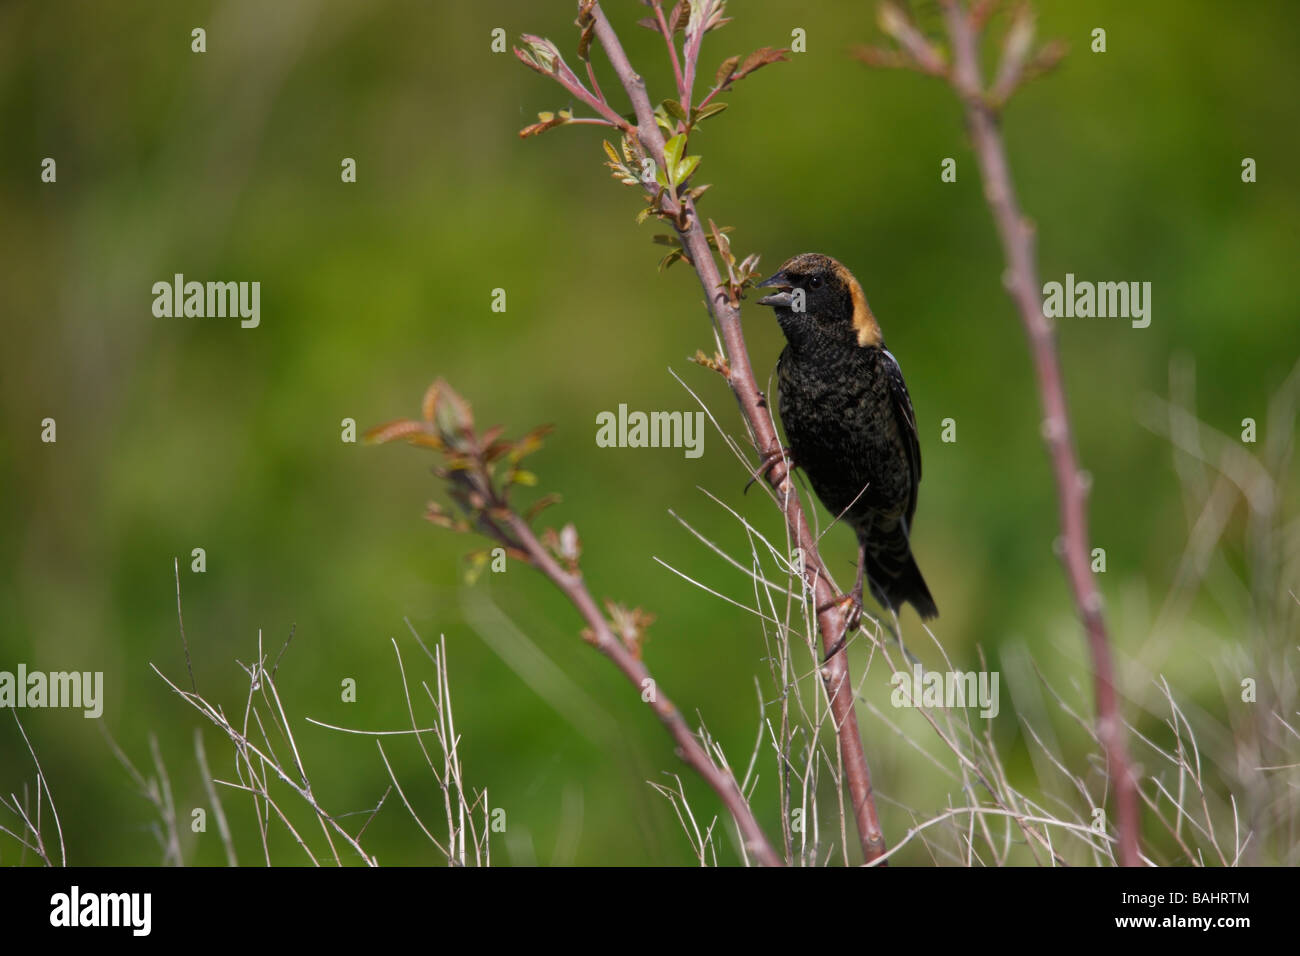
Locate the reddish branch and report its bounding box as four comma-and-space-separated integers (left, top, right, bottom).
883, 0, 1139, 865
584, 5, 888, 864
500, 511, 781, 866
369, 382, 780, 866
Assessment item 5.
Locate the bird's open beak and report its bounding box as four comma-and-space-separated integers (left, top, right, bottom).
756, 271, 794, 308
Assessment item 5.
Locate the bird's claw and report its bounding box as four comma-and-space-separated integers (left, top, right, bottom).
744, 446, 793, 495
817, 593, 862, 661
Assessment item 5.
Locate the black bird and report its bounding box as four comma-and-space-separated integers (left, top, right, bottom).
756, 252, 938, 622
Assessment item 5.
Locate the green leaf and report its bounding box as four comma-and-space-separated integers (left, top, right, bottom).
658, 249, 686, 271
692, 101, 728, 123
653, 103, 675, 133
662, 134, 687, 176
661, 99, 689, 122
674, 154, 701, 183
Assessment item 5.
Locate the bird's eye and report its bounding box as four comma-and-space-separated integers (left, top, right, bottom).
808, 275, 823, 290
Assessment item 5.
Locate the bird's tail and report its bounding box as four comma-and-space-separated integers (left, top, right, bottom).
863, 524, 939, 620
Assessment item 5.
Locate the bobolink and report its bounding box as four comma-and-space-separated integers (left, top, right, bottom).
756, 253, 938, 622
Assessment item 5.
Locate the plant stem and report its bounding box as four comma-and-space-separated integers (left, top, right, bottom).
590, 2, 888, 864
940, 0, 1140, 867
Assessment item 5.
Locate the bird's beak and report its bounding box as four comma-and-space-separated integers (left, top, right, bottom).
756, 271, 794, 308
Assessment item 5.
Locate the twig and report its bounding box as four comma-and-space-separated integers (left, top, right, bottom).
4, 712, 65, 866
174, 557, 196, 693
500, 508, 779, 866
651, 1, 686, 103
194, 728, 238, 866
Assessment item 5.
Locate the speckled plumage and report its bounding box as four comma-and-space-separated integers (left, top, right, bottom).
758, 253, 937, 619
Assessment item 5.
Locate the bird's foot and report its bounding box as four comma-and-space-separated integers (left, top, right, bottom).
744, 446, 794, 495
817, 592, 863, 660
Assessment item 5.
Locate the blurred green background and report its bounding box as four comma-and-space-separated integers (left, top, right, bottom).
1, 0, 1297, 866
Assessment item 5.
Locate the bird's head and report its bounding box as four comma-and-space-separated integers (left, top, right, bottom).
756, 252, 882, 350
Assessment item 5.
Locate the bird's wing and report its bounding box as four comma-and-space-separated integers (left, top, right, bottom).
882, 349, 922, 527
